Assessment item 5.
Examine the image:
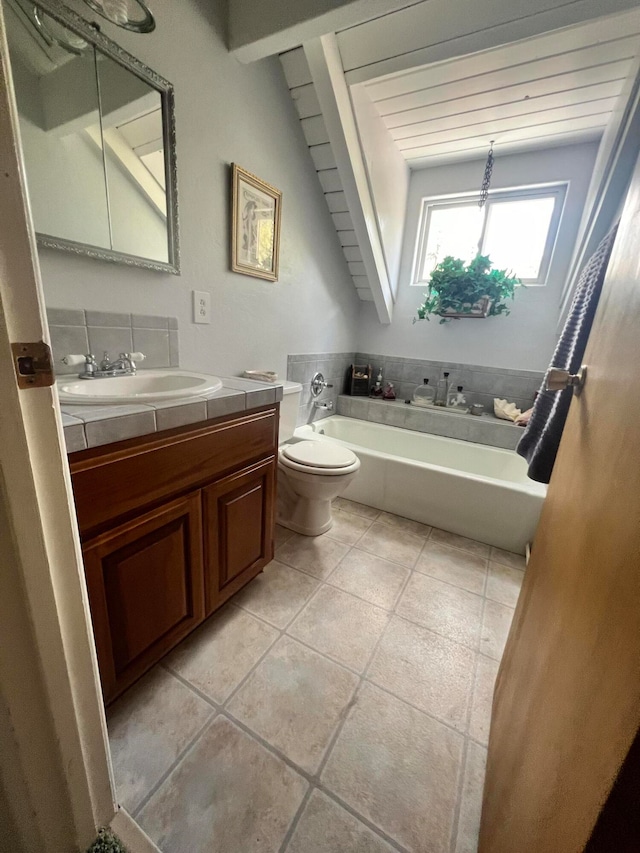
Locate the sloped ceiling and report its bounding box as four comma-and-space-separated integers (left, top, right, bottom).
360, 10, 640, 168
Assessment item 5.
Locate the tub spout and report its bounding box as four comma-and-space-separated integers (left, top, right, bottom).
314, 400, 334, 411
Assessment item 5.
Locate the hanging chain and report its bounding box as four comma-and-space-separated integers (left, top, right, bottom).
478, 140, 495, 208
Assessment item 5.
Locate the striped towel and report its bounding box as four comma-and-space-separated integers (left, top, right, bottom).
517, 224, 618, 483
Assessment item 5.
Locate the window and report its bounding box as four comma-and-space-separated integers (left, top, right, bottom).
412, 184, 567, 286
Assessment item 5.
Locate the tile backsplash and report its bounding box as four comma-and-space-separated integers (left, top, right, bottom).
287, 353, 355, 426
355, 353, 543, 413
288, 351, 544, 426
47, 308, 179, 374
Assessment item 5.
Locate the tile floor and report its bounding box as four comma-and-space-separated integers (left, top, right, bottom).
108, 499, 526, 853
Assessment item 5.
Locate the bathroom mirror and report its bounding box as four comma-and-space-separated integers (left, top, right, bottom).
4, 0, 179, 273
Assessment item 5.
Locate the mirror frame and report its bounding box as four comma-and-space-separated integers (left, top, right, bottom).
19, 0, 180, 274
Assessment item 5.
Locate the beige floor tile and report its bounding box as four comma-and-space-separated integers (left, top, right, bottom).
137, 716, 307, 853
233, 560, 319, 628
108, 667, 214, 814
287, 789, 394, 853
327, 547, 410, 610
333, 497, 380, 520
377, 511, 432, 538
396, 573, 483, 649
486, 561, 525, 608
367, 616, 475, 731
490, 546, 526, 571
469, 655, 499, 745
227, 636, 358, 773
322, 682, 464, 853
357, 521, 424, 568
416, 541, 488, 595
276, 532, 350, 579
275, 523, 296, 549
455, 741, 488, 853
430, 528, 491, 559
325, 508, 373, 545
480, 599, 514, 661
288, 585, 390, 672
164, 606, 277, 704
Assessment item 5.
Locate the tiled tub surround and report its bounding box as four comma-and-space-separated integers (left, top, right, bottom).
356, 353, 543, 415
108, 502, 526, 853
338, 396, 523, 450
61, 378, 283, 452
296, 417, 545, 554
288, 351, 543, 440
47, 307, 180, 372
287, 352, 355, 426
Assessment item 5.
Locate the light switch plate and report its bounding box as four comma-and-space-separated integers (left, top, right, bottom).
193, 290, 211, 324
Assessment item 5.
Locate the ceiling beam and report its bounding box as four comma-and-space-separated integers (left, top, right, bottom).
228, 0, 422, 64
304, 34, 393, 323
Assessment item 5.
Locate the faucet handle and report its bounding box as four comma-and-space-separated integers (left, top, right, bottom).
62, 353, 89, 367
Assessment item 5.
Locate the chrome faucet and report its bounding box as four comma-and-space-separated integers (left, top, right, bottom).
98, 351, 137, 375
62, 351, 146, 379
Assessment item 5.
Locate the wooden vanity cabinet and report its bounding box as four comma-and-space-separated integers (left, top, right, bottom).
69, 406, 278, 704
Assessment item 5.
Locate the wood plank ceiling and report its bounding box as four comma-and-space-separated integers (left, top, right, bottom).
360, 10, 640, 168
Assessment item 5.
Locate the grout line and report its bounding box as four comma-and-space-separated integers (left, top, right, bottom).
361, 671, 468, 740
307, 783, 410, 853
278, 786, 314, 853
130, 712, 216, 819
449, 737, 470, 853
161, 662, 223, 711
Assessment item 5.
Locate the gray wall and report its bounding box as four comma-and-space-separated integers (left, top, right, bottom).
36, 0, 360, 379
356, 142, 599, 372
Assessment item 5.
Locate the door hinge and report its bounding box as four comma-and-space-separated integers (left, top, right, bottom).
11, 341, 55, 389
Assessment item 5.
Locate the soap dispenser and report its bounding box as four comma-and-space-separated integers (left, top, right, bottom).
413, 378, 435, 407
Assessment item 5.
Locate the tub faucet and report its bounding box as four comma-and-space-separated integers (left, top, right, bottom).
314, 400, 334, 411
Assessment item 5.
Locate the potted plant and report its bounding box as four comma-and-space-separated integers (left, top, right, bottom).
414, 254, 520, 325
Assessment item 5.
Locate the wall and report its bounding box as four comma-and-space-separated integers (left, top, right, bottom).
356, 141, 599, 372
34, 0, 359, 379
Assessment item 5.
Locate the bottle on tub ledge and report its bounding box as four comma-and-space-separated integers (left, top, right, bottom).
434, 371, 451, 406
382, 382, 396, 400
447, 385, 468, 411
370, 367, 384, 397
412, 378, 435, 407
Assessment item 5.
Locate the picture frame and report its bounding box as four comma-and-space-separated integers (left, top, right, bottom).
231, 164, 282, 281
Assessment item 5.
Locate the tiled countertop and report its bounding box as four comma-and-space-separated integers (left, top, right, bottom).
61, 376, 283, 453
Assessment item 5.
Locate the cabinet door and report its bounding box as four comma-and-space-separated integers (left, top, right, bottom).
83, 492, 204, 703
203, 457, 275, 613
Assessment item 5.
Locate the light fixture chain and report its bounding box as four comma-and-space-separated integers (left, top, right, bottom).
479, 141, 495, 209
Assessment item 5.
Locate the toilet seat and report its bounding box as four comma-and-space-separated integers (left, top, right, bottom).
279, 441, 359, 476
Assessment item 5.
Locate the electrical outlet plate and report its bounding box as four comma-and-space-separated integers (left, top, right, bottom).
193, 290, 211, 324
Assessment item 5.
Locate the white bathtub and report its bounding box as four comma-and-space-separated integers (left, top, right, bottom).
294, 416, 546, 554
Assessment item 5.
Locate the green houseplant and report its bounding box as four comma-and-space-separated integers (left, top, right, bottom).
414, 254, 520, 324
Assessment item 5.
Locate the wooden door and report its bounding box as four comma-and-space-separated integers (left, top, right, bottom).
479, 158, 640, 850
203, 457, 275, 613
83, 492, 205, 704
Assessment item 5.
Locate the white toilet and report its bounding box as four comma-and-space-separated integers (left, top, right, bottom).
277, 381, 360, 536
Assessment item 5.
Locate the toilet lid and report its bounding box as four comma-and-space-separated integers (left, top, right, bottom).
282, 440, 357, 469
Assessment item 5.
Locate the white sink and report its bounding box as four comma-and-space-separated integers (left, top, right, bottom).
57, 370, 223, 404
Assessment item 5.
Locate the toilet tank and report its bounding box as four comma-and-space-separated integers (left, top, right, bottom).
279, 381, 302, 443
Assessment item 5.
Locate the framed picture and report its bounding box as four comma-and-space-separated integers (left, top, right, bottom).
231, 164, 282, 281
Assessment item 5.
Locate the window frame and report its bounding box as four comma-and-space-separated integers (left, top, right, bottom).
411, 182, 568, 287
